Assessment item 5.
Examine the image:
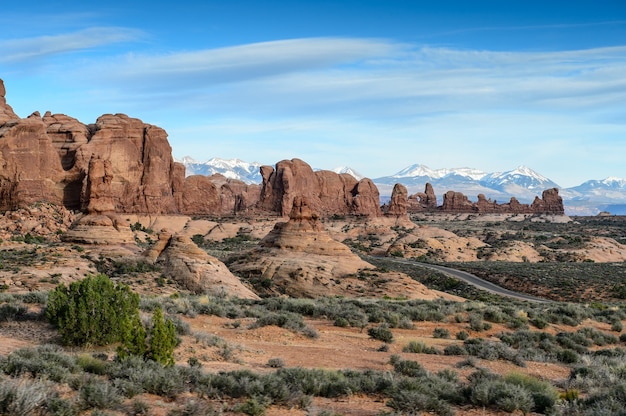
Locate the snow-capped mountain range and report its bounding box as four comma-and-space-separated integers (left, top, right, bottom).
179, 157, 263, 184
177, 157, 626, 215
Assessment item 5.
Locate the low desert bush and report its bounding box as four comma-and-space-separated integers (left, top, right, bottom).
367, 324, 394, 343
433, 327, 451, 339
403, 340, 440, 354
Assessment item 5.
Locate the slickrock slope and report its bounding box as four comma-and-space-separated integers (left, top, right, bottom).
258, 159, 381, 217
147, 231, 259, 299
230, 197, 449, 299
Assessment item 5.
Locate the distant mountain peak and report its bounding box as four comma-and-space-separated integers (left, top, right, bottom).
176, 156, 263, 184
332, 166, 365, 180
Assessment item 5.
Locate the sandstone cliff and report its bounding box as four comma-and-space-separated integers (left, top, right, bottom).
258, 158, 381, 217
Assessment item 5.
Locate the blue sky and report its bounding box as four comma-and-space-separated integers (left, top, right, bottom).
1, 1, 625, 187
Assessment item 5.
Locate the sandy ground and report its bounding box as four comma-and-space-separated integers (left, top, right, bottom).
0, 305, 578, 415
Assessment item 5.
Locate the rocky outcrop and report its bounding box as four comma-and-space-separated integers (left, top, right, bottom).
258, 158, 381, 217
407, 183, 438, 212
150, 231, 259, 299
0, 203, 75, 241
401, 182, 565, 215
531, 188, 564, 213
404, 185, 566, 215
61, 156, 135, 245
230, 196, 439, 299
441, 191, 475, 212
0, 79, 18, 124
0, 79, 247, 215
383, 183, 408, 216
0, 105, 186, 213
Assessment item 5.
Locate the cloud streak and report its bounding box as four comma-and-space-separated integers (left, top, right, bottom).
73, 39, 626, 120
0, 27, 144, 63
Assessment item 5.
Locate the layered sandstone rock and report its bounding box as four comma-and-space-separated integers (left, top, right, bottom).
436, 186, 565, 214
0, 79, 18, 124
407, 183, 438, 212
0, 79, 270, 217
61, 156, 135, 245
258, 158, 381, 217
150, 232, 259, 299
180, 174, 261, 216
383, 183, 408, 216
230, 197, 439, 299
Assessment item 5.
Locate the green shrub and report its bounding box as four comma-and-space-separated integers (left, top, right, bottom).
456, 330, 469, 340
557, 349, 581, 364
79, 378, 122, 410
147, 307, 177, 367
46, 274, 141, 347
367, 324, 394, 343
444, 344, 467, 356
267, 358, 285, 368
504, 372, 559, 413
611, 320, 623, 332
403, 341, 439, 354
0, 377, 60, 416
433, 327, 450, 339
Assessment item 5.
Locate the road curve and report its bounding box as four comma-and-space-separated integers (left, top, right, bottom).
380, 258, 553, 303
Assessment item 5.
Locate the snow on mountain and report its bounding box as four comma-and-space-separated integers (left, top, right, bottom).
479, 165, 560, 192
390, 164, 487, 181
177, 157, 626, 215
332, 166, 365, 180
567, 177, 626, 202
177, 157, 263, 184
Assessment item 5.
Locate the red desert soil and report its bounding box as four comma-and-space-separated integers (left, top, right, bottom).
1, 306, 574, 416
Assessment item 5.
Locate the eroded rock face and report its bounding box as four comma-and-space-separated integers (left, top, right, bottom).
258, 158, 381, 217
407, 183, 438, 212
0, 80, 223, 215
383, 183, 408, 216
152, 232, 259, 299
0, 79, 18, 124
229, 197, 440, 299
402, 184, 565, 215
62, 156, 135, 245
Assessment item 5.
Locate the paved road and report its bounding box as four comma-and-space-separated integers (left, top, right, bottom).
380, 258, 553, 303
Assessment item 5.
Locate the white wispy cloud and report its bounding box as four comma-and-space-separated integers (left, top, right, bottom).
73, 39, 626, 121
0, 27, 144, 63
90, 37, 403, 89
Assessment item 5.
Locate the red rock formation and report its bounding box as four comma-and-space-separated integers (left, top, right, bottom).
62, 155, 135, 245
407, 183, 438, 212
0, 79, 18, 124
531, 188, 564, 213
383, 183, 408, 216
258, 158, 381, 217
441, 191, 475, 212
436, 186, 565, 214
0, 113, 68, 210
0, 80, 217, 215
